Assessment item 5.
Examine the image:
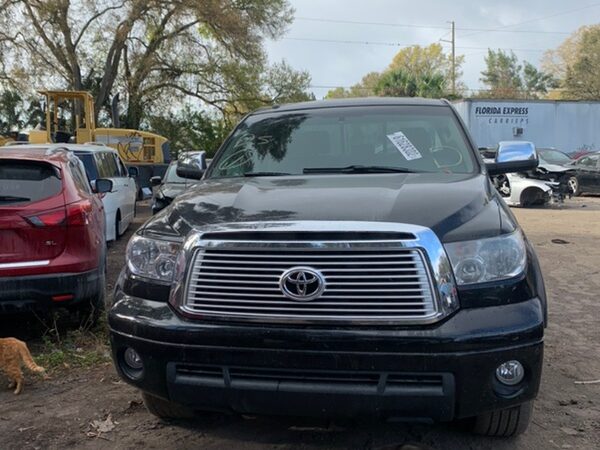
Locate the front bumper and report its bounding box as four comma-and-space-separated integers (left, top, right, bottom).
0, 269, 102, 313
109, 294, 544, 421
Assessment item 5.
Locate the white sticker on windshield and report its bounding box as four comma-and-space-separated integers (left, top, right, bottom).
386, 131, 422, 160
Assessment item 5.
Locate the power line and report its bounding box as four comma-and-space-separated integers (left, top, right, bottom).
295, 16, 571, 35
296, 17, 447, 30
458, 2, 600, 38
282, 37, 547, 52
283, 37, 407, 47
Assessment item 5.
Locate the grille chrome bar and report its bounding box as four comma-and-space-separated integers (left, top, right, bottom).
198, 259, 417, 265
187, 299, 429, 306
182, 237, 441, 324
194, 266, 427, 272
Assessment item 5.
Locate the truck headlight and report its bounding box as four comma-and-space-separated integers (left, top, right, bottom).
444, 231, 527, 285
126, 234, 181, 282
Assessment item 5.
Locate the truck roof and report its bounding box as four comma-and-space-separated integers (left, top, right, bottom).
251, 97, 449, 115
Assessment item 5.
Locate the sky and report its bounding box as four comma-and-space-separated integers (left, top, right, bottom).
265, 0, 600, 98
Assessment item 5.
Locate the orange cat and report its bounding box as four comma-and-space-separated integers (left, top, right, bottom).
0, 338, 46, 395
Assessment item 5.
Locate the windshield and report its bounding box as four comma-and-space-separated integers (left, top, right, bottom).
164, 162, 189, 183
538, 149, 571, 165
208, 106, 476, 178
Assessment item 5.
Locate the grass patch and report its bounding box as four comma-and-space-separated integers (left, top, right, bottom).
33, 312, 111, 373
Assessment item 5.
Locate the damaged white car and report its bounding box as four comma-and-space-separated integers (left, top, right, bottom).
492, 172, 554, 207
481, 142, 565, 207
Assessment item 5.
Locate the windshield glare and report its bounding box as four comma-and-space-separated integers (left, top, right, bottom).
208, 106, 476, 178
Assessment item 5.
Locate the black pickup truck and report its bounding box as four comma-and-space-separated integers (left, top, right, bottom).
109, 98, 547, 437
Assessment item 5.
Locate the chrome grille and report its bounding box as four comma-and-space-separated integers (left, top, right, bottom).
183, 242, 439, 324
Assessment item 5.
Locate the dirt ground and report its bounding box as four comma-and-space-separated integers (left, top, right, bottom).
1, 198, 599, 450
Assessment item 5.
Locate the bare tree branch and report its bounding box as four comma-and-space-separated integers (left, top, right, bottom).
74, 2, 125, 48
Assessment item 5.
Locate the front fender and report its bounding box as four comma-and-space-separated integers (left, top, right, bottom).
507, 175, 552, 206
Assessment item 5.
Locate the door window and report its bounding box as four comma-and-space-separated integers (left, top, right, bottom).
578, 155, 599, 168
115, 155, 128, 177
74, 153, 99, 181
69, 160, 92, 194
97, 152, 119, 178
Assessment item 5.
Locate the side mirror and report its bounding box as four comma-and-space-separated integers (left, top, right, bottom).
128, 166, 139, 177
150, 176, 162, 186
176, 151, 207, 180
486, 141, 539, 175
95, 178, 113, 194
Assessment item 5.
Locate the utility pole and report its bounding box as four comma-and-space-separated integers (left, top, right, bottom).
441, 21, 456, 96
451, 20, 455, 96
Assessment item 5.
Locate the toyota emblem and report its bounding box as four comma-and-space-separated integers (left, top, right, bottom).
279, 267, 325, 301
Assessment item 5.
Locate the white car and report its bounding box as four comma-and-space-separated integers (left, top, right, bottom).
492, 172, 554, 207
70, 144, 137, 241
481, 148, 556, 207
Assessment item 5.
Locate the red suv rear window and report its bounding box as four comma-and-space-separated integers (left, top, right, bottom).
0, 160, 62, 205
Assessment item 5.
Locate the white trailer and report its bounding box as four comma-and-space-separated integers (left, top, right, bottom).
453, 99, 600, 155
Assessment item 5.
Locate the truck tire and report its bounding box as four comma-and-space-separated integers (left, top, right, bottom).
472, 401, 533, 437
142, 392, 194, 419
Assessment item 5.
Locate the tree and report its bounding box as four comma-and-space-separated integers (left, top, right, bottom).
388, 43, 465, 95
0, 0, 310, 129
325, 72, 381, 99
325, 44, 463, 100
479, 50, 555, 99
563, 26, 600, 100
147, 107, 231, 158
541, 26, 590, 81
480, 50, 523, 98
523, 62, 558, 98
229, 61, 313, 113
374, 69, 445, 98
325, 44, 462, 100
0, 88, 44, 135
0, 90, 25, 135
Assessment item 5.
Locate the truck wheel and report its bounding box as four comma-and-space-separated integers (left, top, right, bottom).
568, 176, 580, 196
472, 401, 533, 437
142, 392, 194, 419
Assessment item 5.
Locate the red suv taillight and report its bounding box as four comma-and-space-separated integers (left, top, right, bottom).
25, 200, 93, 228
66, 200, 93, 226
25, 207, 66, 227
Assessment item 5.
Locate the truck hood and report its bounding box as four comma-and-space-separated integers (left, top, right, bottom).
144, 173, 512, 243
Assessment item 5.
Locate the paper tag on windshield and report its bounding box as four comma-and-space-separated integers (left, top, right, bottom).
386, 131, 422, 160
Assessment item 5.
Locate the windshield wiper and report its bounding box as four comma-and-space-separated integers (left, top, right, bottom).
243, 171, 291, 177
0, 195, 31, 203
303, 165, 416, 174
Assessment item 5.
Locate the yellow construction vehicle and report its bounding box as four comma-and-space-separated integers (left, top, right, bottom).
29, 90, 171, 163
23, 90, 172, 195
0, 135, 13, 146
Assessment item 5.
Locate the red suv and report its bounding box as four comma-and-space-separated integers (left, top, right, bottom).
0, 146, 111, 316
